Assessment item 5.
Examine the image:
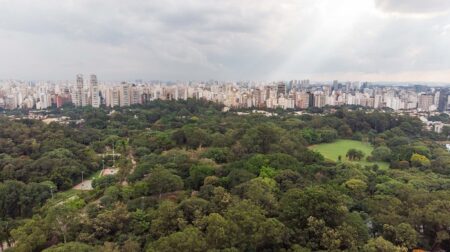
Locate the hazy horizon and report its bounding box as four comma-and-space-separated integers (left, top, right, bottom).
1, 0, 450, 82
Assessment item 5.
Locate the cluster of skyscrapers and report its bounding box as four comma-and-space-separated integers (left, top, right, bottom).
0, 76, 449, 112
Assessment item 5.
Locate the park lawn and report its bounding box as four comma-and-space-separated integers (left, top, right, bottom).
89, 169, 102, 180
41, 189, 81, 210
310, 139, 389, 169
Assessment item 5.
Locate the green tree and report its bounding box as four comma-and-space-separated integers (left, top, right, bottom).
338, 124, 353, 138
11, 217, 48, 252
317, 128, 338, 143
45, 203, 81, 244
371, 146, 392, 162
383, 223, 418, 249
100, 242, 120, 252
224, 200, 286, 250
43, 242, 95, 252
183, 127, 212, 149
178, 197, 209, 223
150, 201, 186, 238
200, 213, 238, 249
362, 237, 406, 252
410, 153, 431, 168
189, 164, 215, 190
233, 178, 278, 213
208, 187, 233, 213
200, 148, 230, 163
346, 149, 365, 161
92, 175, 118, 190
241, 124, 281, 154
344, 178, 368, 199
0, 219, 17, 249
149, 227, 207, 252
87, 203, 130, 241
274, 169, 301, 192
122, 239, 141, 252
144, 167, 184, 198
280, 186, 349, 230
421, 200, 450, 248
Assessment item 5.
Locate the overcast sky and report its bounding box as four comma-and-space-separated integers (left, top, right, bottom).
0, 0, 450, 82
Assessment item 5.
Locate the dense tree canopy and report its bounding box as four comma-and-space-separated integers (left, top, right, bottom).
1, 100, 449, 251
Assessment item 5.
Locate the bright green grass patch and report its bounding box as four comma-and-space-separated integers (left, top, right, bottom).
310, 139, 389, 169
42, 189, 81, 209
88, 169, 102, 180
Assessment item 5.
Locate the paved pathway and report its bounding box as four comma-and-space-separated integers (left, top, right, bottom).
1, 242, 14, 252
73, 150, 135, 190
101, 168, 118, 176
73, 180, 93, 190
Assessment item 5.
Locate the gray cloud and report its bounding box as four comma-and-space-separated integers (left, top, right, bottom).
0, 0, 449, 82
375, 0, 450, 14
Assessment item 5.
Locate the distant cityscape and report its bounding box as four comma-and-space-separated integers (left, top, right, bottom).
1, 75, 450, 114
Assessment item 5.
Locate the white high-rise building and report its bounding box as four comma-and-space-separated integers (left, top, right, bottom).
90, 75, 100, 108
314, 92, 326, 108
72, 74, 83, 107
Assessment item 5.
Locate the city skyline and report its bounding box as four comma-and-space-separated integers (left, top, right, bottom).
1, 0, 450, 82
2, 77, 450, 86
2, 74, 450, 113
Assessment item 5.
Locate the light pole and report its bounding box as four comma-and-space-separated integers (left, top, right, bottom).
81, 171, 84, 189
112, 142, 116, 167
102, 159, 105, 177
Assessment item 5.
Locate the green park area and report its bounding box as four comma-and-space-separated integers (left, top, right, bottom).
310, 139, 389, 169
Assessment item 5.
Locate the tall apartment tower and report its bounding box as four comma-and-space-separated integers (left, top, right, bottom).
90, 75, 100, 108
72, 74, 84, 107
120, 82, 130, 107
130, 84, 140, 105
314, 93, 326, 108
277, 82, 286, 98
438, 89, 449, 112
296, 91, 310, 109
82, 89, 89, 107
112, 87, 120, 107
418, 94, 434, 111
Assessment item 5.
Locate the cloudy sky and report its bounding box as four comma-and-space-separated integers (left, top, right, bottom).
0, 0, 450, 82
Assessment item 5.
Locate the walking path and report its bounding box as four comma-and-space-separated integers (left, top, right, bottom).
73, 180, 93, 190
73, 151, 134, 190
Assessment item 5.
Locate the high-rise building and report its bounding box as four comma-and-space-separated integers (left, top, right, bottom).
72, 74, 83, 107
308, 92, 314, 107
120, 82, 130, 107
314, 93, 326, 108
418, 94, 434, 111
277, 82, 286, 98
434, 91, 440, 107
296, 91, 310, 109
82, 89, 89, 107
112, 88, 120, 107
90, 75, 100, 108
253, 88, 264, 108
130, 84, 140, 105
438, 89, 449, 112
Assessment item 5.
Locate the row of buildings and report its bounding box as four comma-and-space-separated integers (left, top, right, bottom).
0, 76, 449, 112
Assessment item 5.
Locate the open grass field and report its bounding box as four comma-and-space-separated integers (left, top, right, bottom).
310, 139, 389, 169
